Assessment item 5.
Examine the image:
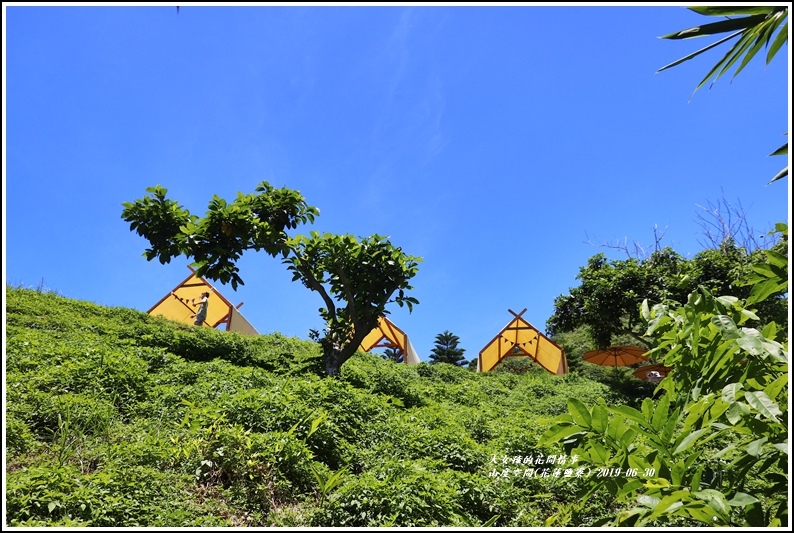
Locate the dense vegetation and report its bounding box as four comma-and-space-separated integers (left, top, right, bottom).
541, 225, 788, 526
7, 286, 662, 527
546, 239, 789, 350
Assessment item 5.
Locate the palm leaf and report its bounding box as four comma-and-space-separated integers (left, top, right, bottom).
659, 9, 788, 91
766, 20, 788, 63
768, 167, 788, 184
659, 13, 768, 39
688, 6, 779, 17
770, 141, 788, 157
768, 139, 788, 184
656, 32, 741, 73
733, 14, 785, 78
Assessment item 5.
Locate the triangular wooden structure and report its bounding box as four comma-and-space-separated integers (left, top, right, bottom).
148, 266, 259, 335
478, 308, 567, 375
359, 316, 421, 365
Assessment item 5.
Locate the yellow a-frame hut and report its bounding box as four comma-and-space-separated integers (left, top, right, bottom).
148, 267, 259, 335
359, 316, 421, 365
478, 308, 567, 375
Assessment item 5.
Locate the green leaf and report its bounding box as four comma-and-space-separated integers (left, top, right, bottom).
763, 374, 788, 401
656, 31, 740, 73
539, 424, 586, 446
646, 491, 688, 522
608, 405, 648, 426
617, 478, 645, 498
670, 460, 686, 487
725, 402, 749, 425
766, 21, 788, 64
693, 489, 730, 520
641, 299, 651, 320
688, 6, 779, 17
769, 166, 788, 184
567, 398, 592, 428
721, 383, 743, 404
651, 393, 671, 431
744, 391, 782, 421
659, 14, 768, 40
772, 441, 788, 454
746, 279, 786, 305
727, 492, 759, 507
711, 315, 740, 338
764, 249, 788, 269
673, 428, 710, 456
591, 404, 609, 433
481, 515, 500, 527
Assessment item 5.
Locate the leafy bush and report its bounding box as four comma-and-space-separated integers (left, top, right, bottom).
5, 462, 227, 527
6, 413, 37, 456
340, 352, 425, 407
312, 459, 467, 526
6, 285, 656, 526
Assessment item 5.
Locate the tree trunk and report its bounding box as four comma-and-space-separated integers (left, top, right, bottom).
323, 347, 342, 376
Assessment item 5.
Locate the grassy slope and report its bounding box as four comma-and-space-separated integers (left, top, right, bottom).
5, 287, 652, 527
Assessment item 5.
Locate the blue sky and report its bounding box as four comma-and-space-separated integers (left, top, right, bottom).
4, 3, 790, 363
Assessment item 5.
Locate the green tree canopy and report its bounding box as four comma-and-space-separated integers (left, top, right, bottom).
429, 330, 467, 366
121, 182, 421, 376
546, 239, 787, 349
380, 347, 404, 364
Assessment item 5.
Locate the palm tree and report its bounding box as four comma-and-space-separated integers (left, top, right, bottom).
658, 6, 788, 184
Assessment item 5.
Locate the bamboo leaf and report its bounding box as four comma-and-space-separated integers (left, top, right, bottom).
715, 26, 763, 80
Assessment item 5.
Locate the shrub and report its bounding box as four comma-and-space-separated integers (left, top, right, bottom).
6, 413, 37, 456
312, 459, 467, 527
340, 352, 425, 407
5, 462, 226, 527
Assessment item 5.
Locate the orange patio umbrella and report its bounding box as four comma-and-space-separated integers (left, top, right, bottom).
582, 345, 648, 368
633, 363, 672, 382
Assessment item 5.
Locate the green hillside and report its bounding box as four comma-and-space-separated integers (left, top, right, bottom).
1, 287, 703, 526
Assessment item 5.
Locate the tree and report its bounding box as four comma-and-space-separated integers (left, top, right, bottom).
429, 331, 466, 366
540, 9, 789, 526
540, 225, 789, 526
380, 347, 404, 364
546, 239, 787, 349
657, 6, 788, 184
121, 182, 420, 376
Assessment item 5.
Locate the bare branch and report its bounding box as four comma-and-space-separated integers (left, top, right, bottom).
584, 227, 669, 261
694, 191, 776, 252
